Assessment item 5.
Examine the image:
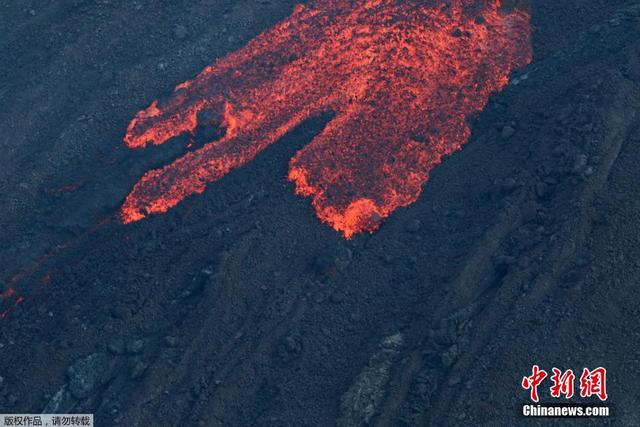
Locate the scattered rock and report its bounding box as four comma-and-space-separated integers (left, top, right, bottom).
441, 344, 459, 368
405, 218, 422, 232
521, 202, 539, 224
494, 255, 515, 277
329, 291, 345, 304
164, 336, 178, 347
431, 323, 457, 346
43, 385, 77, 414
99, 70, 114, 86
107, 337, 125, 355
109, 306, 129, 320
129, 359, 148, 380
501, 178, 518, 193
535, 182, 550, 199
337, 333, 403, 427
448, 374, 462, 386
191, 383, 202, 398
126, 339, 144, 355
501, 125, 516, 139
383, 252, 394, 264
174, 24, 188, 39
314, 245, 352, 278
67, 352, 113, 399
573, 154, 588, 173
593, 209, 610, 226
181, 269, 214, 299
381, 333, 403, 349
284, 333, 303, 355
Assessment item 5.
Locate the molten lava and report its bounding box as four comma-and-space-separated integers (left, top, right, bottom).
121, 0, 531, 238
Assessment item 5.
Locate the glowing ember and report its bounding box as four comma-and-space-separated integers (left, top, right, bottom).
0, 288, 24, 320
121, 0, 531, 238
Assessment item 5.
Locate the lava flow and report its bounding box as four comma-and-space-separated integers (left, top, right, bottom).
121, 0, 531, 238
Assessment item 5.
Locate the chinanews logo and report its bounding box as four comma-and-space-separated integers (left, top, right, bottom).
520, 365, 611, 418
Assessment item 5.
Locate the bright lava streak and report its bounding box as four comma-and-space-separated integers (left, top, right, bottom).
121, 0, 532, 238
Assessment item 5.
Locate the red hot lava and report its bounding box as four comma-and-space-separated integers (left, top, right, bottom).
121, 0, 531, 238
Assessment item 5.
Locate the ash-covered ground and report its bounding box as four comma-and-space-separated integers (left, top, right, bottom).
1, 1, 639, 426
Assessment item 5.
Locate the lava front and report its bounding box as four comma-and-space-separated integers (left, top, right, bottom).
120, 0, 532, 238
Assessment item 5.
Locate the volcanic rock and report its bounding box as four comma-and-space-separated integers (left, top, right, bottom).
440, 344, 459, 368
107, 337, 126, 355
501, 177, 518, 193
405, 218, 422, 232
43, 385, 77, 414
174, 24, 188, 39
126, 339, 144, 355
3, 1, 640, 426
129, 359, 148, 380
501, 125, 516, 139
314, 245, 352, 278
337, 333, 403, 427
67, 352, 113, 399
164, 336, 178, 347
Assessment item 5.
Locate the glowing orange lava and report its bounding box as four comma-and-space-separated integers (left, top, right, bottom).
121, 0, 531, 238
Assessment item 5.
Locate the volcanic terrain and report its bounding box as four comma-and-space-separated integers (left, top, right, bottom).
1, 1, 639, 426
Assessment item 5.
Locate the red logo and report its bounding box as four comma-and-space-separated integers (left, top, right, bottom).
522, 366, 608, 402
579, 367, 608, 401
522, 365, 548, 402
550, 368, 575, 399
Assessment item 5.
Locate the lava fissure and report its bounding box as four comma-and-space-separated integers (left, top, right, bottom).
121, 0, 531, 238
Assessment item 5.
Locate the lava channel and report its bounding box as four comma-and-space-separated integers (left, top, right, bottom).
121, 0, 531, 238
